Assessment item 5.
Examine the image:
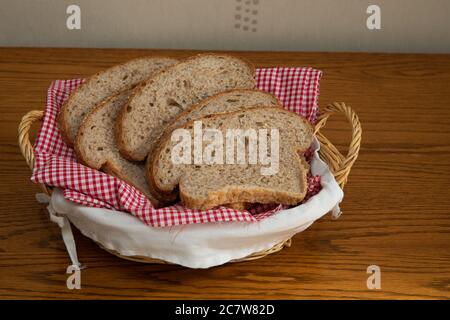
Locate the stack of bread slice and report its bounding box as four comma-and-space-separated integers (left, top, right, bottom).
149, 107, 313, 210
59, 53, 313, 210
58, 56, 179, 145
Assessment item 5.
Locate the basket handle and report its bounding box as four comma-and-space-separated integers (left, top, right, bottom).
314, 102, 362, 188
18, 110, 52, 195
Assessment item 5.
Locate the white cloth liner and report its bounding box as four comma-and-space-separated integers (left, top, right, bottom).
38, 138, 344, 269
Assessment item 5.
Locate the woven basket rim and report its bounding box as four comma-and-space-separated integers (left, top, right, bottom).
18, 102, 361, 264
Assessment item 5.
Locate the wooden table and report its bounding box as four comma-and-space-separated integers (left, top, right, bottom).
0, 48, 449, 299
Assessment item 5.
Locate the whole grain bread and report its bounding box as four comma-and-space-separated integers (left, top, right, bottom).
75, 91, 174, 208
162, 89, 281, 141
116, 53, 256, 161
148, 89, 282, 203
148, 107, 313, 210
58, 56, 178, 145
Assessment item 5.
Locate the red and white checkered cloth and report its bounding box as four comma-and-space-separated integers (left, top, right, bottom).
31, 67, 322, 227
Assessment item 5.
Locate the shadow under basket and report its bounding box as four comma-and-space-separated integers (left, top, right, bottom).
18, 102, 362, 265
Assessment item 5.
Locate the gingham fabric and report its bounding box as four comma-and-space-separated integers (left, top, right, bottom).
31, 67, 322, 227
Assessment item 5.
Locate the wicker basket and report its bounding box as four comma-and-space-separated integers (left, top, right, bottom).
18, 102, 361, 264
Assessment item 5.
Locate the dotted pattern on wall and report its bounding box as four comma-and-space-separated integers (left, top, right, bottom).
234, 0, 259, 32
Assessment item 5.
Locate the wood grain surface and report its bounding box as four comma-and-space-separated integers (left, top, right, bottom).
0, 48, 449, 299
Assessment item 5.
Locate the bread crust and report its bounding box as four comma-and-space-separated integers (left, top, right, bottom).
58, 55, 178, 145
116, 53, 257, 161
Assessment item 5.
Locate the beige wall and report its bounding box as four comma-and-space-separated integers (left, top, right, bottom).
1, 0, 449, 53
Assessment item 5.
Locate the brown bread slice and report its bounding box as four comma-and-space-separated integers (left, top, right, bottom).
58, 56, 178, 145
149, 107, 313, 210
148, 89, 282, 203
162, 89, 281, 141
75, 91, 174, 208
116, 53, 256, 161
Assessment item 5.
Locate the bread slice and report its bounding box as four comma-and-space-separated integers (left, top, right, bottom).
116, 53, 256, 161
148, 107, 313, 210
75, 91, 174, 208
149, 89, 282, 203
58, 56, 178, 145
162, 89, 281, 141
